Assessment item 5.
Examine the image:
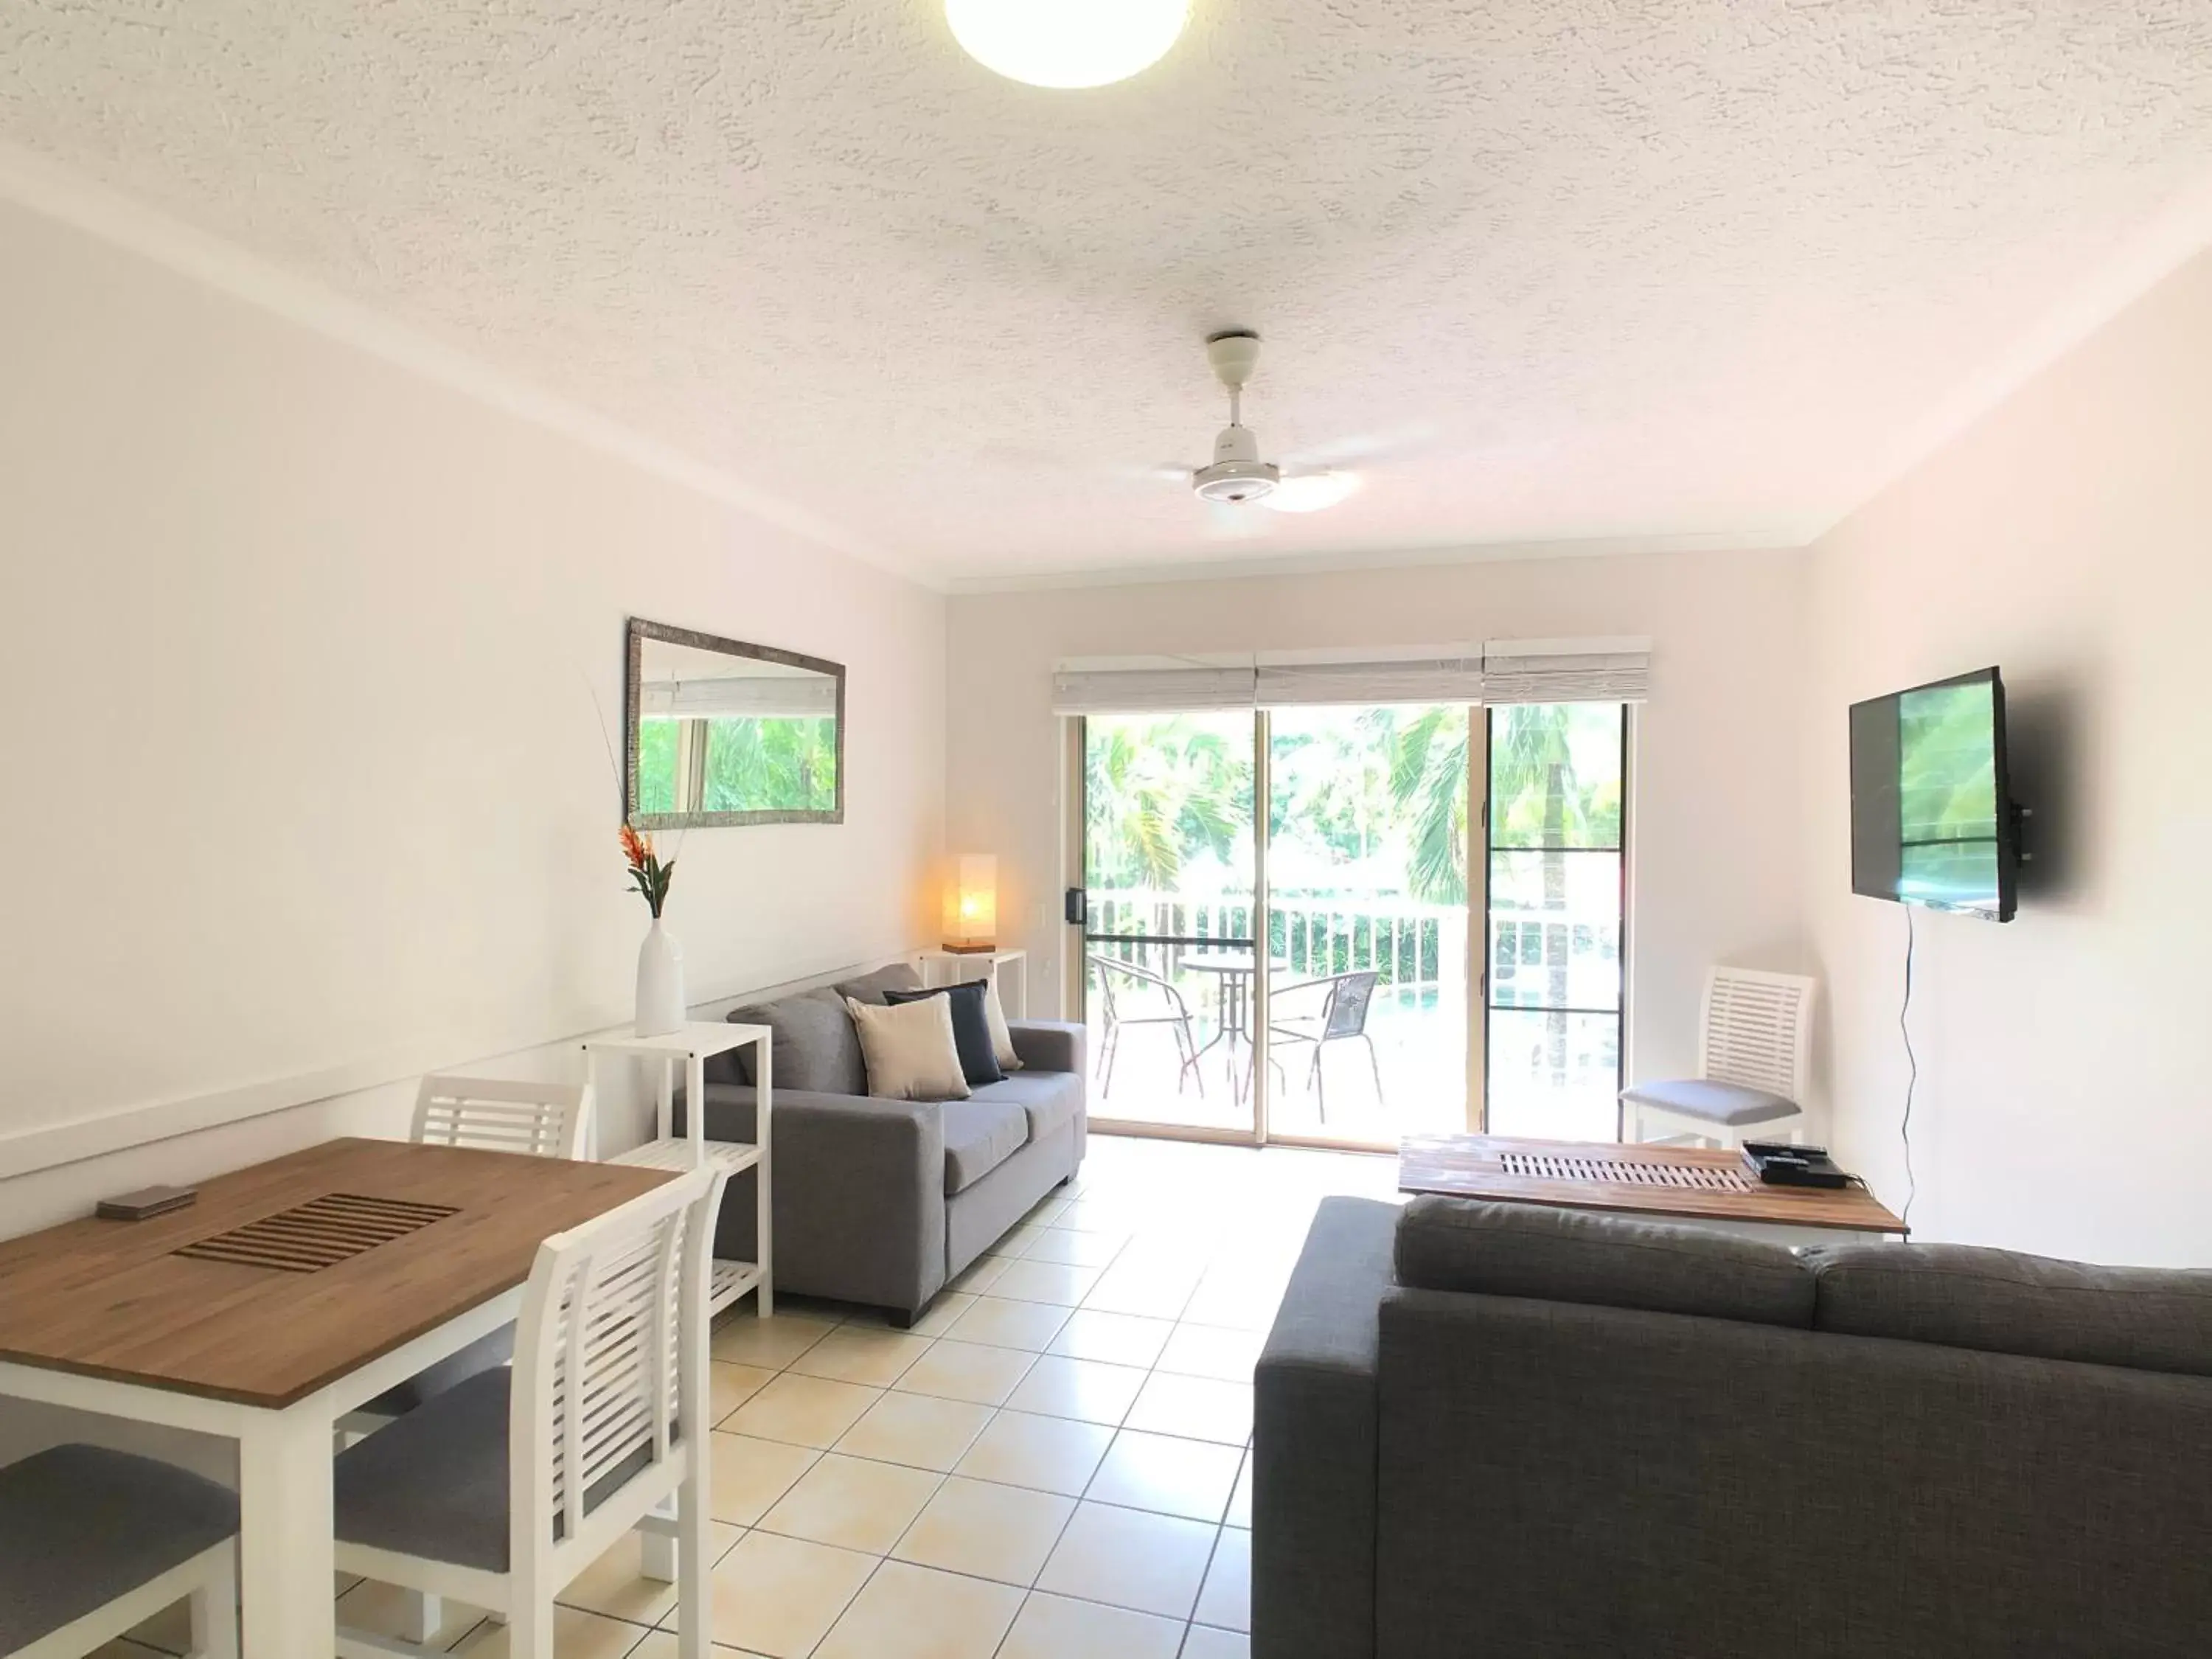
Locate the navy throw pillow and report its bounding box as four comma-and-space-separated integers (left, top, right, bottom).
885, 981, 1006, 1087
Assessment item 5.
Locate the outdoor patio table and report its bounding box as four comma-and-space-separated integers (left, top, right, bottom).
1184, 950, 1290, 1102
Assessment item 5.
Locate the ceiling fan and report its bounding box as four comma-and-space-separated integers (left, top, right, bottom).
1155, 330, 1418, 516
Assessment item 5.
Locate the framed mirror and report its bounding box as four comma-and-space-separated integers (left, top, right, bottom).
625, 619, 845, 827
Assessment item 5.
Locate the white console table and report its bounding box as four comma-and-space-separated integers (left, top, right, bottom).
917, 947, 1029, 1017
583, 1021, 772, 1318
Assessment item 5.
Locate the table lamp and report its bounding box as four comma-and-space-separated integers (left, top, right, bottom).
942, 855, 998, 953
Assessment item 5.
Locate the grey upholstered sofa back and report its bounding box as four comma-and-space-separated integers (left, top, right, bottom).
1256, 1197, 2212, 1659
709, 962, 925, 1093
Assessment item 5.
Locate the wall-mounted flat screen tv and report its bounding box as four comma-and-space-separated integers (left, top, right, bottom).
1849, 667, 2018, 922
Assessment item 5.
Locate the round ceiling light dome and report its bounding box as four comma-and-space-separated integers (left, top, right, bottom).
947, 0, 1189, 90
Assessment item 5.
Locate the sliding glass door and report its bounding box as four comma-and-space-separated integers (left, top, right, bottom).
1079, 711, 1259, 1135
1263, 706, 1471, 1143
1482, 703, 1629, 1139
1079, 698, 1630, 1147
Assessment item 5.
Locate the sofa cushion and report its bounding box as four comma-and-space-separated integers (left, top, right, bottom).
848, 995, 971, 1102
887, 982, 1005, 1087
968, 1071, 1082, 1145
1804, 1242, 2212, 1378
941, 1097, 1030, 1194
725, 989, 866, 1096
833, 963, 925, 1006
1394, 1195, 1816, 1328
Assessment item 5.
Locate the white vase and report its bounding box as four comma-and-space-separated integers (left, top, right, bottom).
634, 917, 686, 1037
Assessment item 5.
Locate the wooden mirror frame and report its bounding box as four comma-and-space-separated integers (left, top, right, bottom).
623, 617, 846, 828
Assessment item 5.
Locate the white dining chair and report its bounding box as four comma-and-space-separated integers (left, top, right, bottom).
331, 1166, 725, 1659
333, 1073, 595, 1641
1621, 967, 1818, 1147
411, 1074, 591, 1159
0, 1442, 239, 1659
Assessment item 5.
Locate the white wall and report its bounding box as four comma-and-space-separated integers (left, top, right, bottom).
1803, 248, 2212, 1267
946, 547, 1809, 1100
0, 190, 946, 1241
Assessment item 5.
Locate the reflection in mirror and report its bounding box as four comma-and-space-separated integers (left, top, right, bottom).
625, 620, 844, 827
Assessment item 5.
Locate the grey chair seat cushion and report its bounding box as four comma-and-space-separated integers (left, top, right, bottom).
1619, 1076, 1799, 1126
1394, 1195, 1817, 1327
358, 1324, 514, 1418
0, 1443, 238, 1651
967, 1071, 1082, 1144
722, 988, 868, 1095
336, 1366, 515, 1572
335, 1368, 667, 1574
1806, 1242, 2212, 1378
941, 1097, 1031, 1194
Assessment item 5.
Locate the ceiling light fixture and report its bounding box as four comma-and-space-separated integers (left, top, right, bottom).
1265, 471, 1362, 513
946, 0, 1189, 90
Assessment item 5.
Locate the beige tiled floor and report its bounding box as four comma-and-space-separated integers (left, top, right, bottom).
111, 1133, 1400, 1659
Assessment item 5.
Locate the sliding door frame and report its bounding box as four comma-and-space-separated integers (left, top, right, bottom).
1073, 706, 1495, 1152
1071, 713, 1268, 1147
1476, 703, 1634, 1141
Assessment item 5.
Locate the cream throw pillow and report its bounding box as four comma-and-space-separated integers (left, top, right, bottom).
846, 995, 972, 1102
981, 978, 1023, 1072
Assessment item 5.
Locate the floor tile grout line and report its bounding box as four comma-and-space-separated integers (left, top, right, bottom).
643, 1166, 1268, 1652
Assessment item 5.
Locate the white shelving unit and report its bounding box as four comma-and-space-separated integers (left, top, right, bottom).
917, 947, 1029, 1017
583, 1020, 772, 1318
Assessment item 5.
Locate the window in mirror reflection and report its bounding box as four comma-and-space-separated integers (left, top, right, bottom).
626, 622, 844, 825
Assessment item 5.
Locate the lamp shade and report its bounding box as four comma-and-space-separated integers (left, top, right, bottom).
943, 855, 999, 951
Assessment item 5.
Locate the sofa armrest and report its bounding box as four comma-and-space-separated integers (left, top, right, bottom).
684, 1084, 949, 1314
1008, 1019, 1085, 1076
1253, 1195, 1397, 1659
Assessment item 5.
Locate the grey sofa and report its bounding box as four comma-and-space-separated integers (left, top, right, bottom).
684, 962, 1085, 1326
1256, 1194, 2212, 1659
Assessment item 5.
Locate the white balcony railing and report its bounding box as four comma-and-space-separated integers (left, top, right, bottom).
1086, 888, 1467, 996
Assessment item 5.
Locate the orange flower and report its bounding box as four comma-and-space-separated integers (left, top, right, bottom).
619, 824, 654, 871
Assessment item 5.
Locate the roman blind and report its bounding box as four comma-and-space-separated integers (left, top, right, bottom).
1253, 647, 1485, 707
1050, 660, 1259, 714
640, 674, 838, 719
1054, 638, 1650, 713
1480, 637, 1651, 703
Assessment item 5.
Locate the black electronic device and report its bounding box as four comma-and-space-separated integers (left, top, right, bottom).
1741, 1142, 1852, 1191
1848, 666, 2021, 922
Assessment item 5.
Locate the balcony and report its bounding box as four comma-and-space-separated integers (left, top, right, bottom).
1082, 888, 1620, 1145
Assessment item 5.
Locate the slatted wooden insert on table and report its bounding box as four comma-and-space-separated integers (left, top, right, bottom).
1399, 1133, 1907, 1234
1495, 1150, 1758, 1193
0, 1137, 676, 1408
172, 1193, 460, 1273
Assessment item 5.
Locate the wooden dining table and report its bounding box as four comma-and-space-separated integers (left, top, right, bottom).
0, 1136, 673, 1658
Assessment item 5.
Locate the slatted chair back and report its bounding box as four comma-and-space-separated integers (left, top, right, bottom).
1699, 967, 1817, 1106
412, 1075, 591, 1161
510, 1167, 723, 1585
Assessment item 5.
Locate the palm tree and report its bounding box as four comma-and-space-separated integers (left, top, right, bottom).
1083, 717, 1251, 919
1382, 706, 1470, 905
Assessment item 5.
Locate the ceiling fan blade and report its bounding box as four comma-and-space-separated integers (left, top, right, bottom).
1277, 420, 1440, 470
1261, 470, 1362, 513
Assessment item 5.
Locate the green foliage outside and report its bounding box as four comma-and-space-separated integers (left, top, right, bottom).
1897, 678, 1999, 903
634, 716, 838, 816
1082, 703, 1618, 905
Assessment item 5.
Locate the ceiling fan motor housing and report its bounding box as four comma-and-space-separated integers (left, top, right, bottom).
1194, 420, 1279, 502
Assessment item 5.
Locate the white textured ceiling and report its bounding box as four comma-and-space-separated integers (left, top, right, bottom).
4, 1, 2212, 587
